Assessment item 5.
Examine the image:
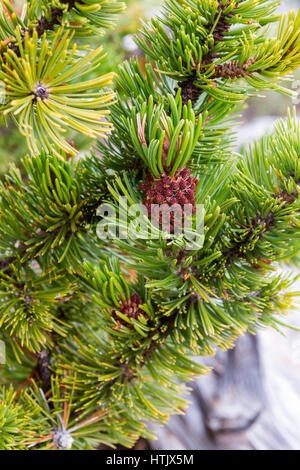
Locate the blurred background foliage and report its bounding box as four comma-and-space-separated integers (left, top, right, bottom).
0, 0, 299, 175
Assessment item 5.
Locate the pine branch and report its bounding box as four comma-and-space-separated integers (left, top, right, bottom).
178, 58, 257, 105
209, 0, 239, 43
179, 0, 241, 103
2, 3, 65, 57
223, 212, 275, 267
137, 0, 300, 106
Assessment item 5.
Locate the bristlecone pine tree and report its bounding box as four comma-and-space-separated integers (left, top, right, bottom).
0, 0, 300, 450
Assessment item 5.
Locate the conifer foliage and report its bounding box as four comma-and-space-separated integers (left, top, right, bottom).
1, 0, 300, 450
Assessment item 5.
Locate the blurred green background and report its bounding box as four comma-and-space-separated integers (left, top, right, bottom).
1, 0, 299, 174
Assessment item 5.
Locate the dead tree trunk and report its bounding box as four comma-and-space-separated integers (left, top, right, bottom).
149, 326, 300, 450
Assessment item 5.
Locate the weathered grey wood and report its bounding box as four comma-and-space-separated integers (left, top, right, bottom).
149, 312, 300, 450
193, 334, 265, 439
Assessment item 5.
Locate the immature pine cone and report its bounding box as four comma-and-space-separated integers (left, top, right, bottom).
139, 168, 198, 233
113, 294, 146, 327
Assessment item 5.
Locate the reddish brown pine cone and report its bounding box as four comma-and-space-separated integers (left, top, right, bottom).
112, 294, 147, 327
139, 168, 198, 233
